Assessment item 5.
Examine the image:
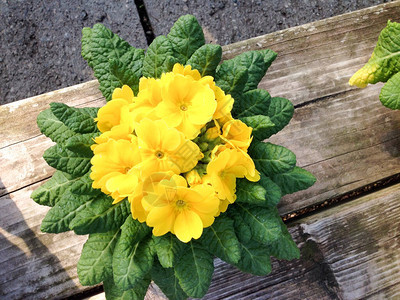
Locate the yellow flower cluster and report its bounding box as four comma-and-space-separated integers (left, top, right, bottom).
90, 63, 260, 242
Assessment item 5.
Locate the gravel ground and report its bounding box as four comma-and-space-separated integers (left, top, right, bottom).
0, 0, 392, 105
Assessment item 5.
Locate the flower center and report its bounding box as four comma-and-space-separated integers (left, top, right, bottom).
155, 150, 164, 159
176, 199, 186, 207
124, 167, 131, 173
180, 104, 188, 111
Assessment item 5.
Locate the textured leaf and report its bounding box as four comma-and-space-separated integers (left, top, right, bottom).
175, 242, 214, 298
167, 14, 205, 64
230, 51, 270, 93
250, 142, 296, 177
113, 236, 154, 290
120, 216, 151, 244
380, 71, 400, 110
143, 36, 175, 78
77, 229, 120, 285
266, 209, 300, 260
236, 178, 267, 206
215, 62, 248, 99
240, 115, 275, 141
229, 207, 252, 244
103, 276, 150, 300
88, 23, 140, 100
70, 172, 100, 196
235, 203, 282, 245
153, 233, 185, 268
31, 171, 77, 207
235, 239, 272, 276
258, 49, 278, 71
70, 196, 130, 235
264, 97, 294, 138
200, 215, 241, 264
109, 59, 141, 95
151, 261, 187, 300
43, 144, 92, 177
120, 47, 145, 75
41, 191, 94, 233
81, 27, 94, 67
232, 89, 271, 118
259, 175, 282, 207
50, 103, 99, 134
36, 109, 75, 145
65, 132, 99, 156
186, 44, 222, 77
349, 20, 400, 87
272, 166, 316, 195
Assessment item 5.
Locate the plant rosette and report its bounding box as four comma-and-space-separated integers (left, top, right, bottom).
349, 20, 400, 110
31, 15, 316, 299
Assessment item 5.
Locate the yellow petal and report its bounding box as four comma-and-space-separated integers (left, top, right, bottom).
174, 210, 203, 242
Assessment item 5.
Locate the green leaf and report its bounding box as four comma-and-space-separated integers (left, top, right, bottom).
70, 172, 100, 196
230, 51, 270, 93
65, 132, 99, 156
77, 229, 120, 285
236, 178, 267, 206
228, 207, 252, 244
43, 144, 92, 177
142, 36, 175, 78
259, 175, 282, 207
103, 276, 151, 300
109, 59, 141, 95
31, 171, 78, 206
167, 14, 205, 64
186, 44, 222, 77
240, 115, 275, 141
265, 97, 294, 137
235, 239, 271, 276
349, 20, 400, 88
120, 216, 152, 244
37, 109, 75, 145
250, 142, 296, 177
175, 242, 214, 298
232, 89, 271, 118
258, 49, 278, 71
380, 71, 400, 110
81, 27, 94, 67
215, 62, 248, 98
153, 233, 185, 268
151, 260, 187, 300
272, 166, 316, 195
40, 191, 94, 233
70, 196, 130, 235
88, 23, 140, 101
235, 203, 282, 245
200, 215, 241, 264
113, 236, 154, 290
266, 209, 300, 260
119, 47, 145, 95
50, 103, 99, 134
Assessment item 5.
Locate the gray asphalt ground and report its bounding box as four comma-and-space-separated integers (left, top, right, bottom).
0, 0, 392, 105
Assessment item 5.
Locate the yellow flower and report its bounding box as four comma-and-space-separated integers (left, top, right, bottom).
142, 174, 219, 242
90, 138, 141, 203
222, 119, 253, 150
213, 86, 234, 120
172, 63, 201, 81
156, 71, 217, 139
95, 85, 135, 132
185, 169, 203, 186
206, 148, 260, 203
91, 124, 134, 151
135, 119, 203, 176
129, 77, 163, 126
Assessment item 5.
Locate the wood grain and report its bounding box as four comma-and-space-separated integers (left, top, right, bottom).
1, 2, 400, 299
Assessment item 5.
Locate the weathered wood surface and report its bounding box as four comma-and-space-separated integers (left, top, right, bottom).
1, 1, 400, 299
